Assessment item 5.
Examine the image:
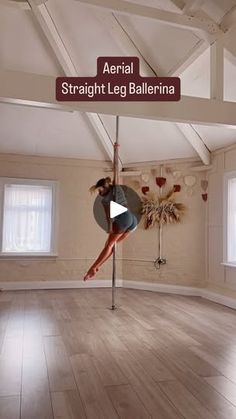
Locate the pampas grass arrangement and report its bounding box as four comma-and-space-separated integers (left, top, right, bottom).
141, 187, 185, 229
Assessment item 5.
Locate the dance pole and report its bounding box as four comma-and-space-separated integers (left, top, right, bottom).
112, 116, 119, 310
159, 165, 163, 261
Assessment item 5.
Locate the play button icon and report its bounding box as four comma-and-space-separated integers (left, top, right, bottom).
93, 185, 142, 232
110, 201, 128, 219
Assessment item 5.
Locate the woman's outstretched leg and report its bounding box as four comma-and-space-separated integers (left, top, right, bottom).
84, 232, 124, 281
93, 230, 131, 272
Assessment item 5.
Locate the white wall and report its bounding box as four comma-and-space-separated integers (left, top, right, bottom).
0, 153, 122, 283
123, 162, 206, 287
0, 154, 206, 288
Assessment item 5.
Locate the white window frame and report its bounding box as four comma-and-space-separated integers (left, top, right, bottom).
0, 177, 59, 257
223, 171, 236, 267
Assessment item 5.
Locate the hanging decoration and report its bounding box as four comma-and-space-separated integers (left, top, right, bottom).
184, 175, 197, 187
141, 187, 185, 229
142, 165, 186, 270
141, 173, 150, 183
201, 179, 208, 202
201, 180, 208, 192
172, 170, 182, 180
184, 175, 197, 196
156, 177, 166, 188
173, 184, 181, 192
142, 186, 150, 195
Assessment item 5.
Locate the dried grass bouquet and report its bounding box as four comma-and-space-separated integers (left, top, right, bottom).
141, 187, 185, 229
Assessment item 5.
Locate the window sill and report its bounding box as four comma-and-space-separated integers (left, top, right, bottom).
0, 253, 58, 259
221, 262, 236, 268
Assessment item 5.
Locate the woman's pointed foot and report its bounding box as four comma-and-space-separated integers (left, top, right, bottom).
83, 267, 97, 281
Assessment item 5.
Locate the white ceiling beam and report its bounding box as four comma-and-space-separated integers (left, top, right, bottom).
182, 0, 205, 15
210, 38, 224, 100
28, 0, 77, 75
95, 12, 210, 164
225, 47, 236, 68
190, 164, 213, 171
171, 0, 229, 100
27, 0, 120, 166
1, 70, 236, 128
94, 11, 159, 76
221, 5, 236, 32
0, 0, 46, 9
169, 0, 236, 102
75, 0, 222, 42
174, 0, 236, 32
169, 0, 235, 102
84, 113, 118, 161
223, 26, 236, 66
0, 98, 71, 112
76, 98, 234, 128
169, 0, 185, 12
177, 123, 210, 165
167, 0, 214, 77
170, 0, 236, 55
167, 0, 216, 77
168, 39, 207, 76
30, 0, 211, 166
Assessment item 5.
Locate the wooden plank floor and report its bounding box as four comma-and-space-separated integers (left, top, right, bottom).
0, 288, 236, 419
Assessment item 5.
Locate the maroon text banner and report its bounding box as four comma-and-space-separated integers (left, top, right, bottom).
56, 57, 180, 102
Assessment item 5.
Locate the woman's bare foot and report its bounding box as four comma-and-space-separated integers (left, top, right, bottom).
83, 267, 98, 281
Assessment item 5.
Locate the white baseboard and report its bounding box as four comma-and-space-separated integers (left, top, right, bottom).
123, 280, 236, 310
1, 279, 236, 310
0, 279, 123, 291
122, 280, 202, 296
201, 288, 236, 310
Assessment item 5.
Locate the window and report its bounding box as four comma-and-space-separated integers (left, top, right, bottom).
0, 178, 58, 255
224, 172, 236, 264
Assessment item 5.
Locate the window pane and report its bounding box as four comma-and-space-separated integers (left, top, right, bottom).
228, 178, 236, 262
2, 184, 53, 253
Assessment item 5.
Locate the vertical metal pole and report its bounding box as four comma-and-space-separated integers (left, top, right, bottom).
159, 225, 163, 258
112, 116, 119, 310
159, 165, 163, 260
112, 247, 116, 310
158, 225, 162, 259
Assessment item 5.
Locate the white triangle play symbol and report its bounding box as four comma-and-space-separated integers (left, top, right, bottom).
110, 201, 128, 219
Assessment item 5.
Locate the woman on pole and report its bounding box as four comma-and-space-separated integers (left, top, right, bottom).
84, 176, 137, 280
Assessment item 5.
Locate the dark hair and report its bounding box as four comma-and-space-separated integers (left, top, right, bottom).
90, 177, 112, 193
95, 177, 111, 188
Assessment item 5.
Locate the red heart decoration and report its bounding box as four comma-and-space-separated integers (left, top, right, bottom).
202, 193, 208, 202
173, 184, 181, 192
142, 186, 149, 195
156, 177, 166, 188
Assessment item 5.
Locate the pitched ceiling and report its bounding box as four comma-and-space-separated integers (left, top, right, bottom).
0, 0, 236, 165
